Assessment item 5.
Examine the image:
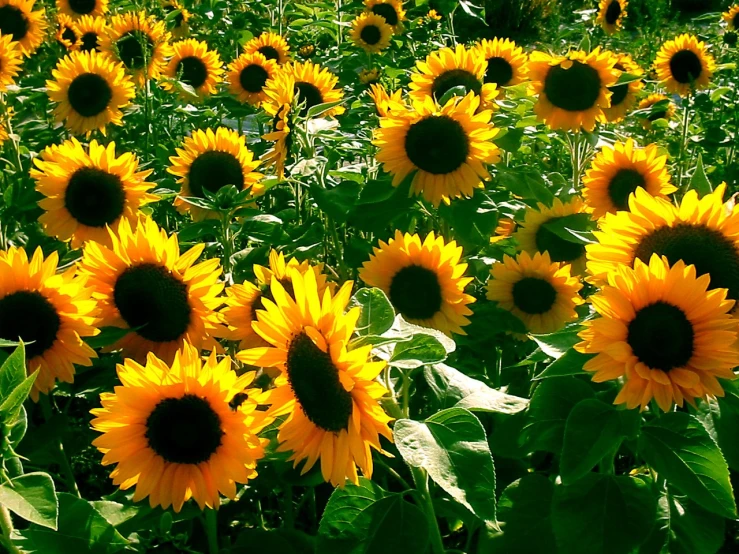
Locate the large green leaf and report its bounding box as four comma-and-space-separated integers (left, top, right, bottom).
533, 349, 592, 380
552, 474, 657, 554
390, 334, 447, 369
0, 473, 57, 529
394, 408, 496, 522
688, 154, 712, 195
349, 288, 395, 337
530, 327, 583, 358
638, 412, 736, 519
0, 344, 26, 401
0, 371, 38, 422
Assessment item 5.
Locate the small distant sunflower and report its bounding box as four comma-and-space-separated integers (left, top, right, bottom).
46, 50, 135, 136
243, 31, 289, 65
586, 185, 739, 305
654, 34, 715, 96
364, 0, 406, 33
515, 197, 588, 274
582, 139, 675, 218
57, 0, 106, 19
78, 217, 224, 362
162, 0, 190, 39
427, 9, 442, 21
237, 270, 393, 487
226, 50, 278, 105
474, 37, 528, 90
297, 43, 314, 59
602, 53, 643, 123
31, 137, 157, 248
55, 14, 80, 50
638, 93, 676, 129
0, 33, 22, 90
724, 5, 739, 29
161, 39, 223, 100
281, 61, 345, 117
168, 127, 263, 220
359, 68, 380, 85
91, 344, 268, 512
0, 0, 46, 57
221, 250, 330, 350
261, 72, 295, 179
74, 14, 107, 52
360, 230, 475, 336
0, 247, 98, 400
374, 93, 500, 207
577, 255, 739, 412
487, 251, 583, 334
490, 216, 517, 243
350, 13, 393, 53
597, 0, 627, 34
368, 83, 403, 116
102, 11, 172, 87
409, 45, 498, 107
529, 48, 618, 131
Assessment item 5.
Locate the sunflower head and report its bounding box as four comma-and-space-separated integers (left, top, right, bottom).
577, 255, 739, 412
0, 0, 46, 56
654, 34, 715, 96
473, 37, 529, 91
162, 0, 190, 38
637, 93, 676, 129
597, 0, 628, 34
281, 61, 346, 118
368, 83, 404, 116
57, 0, 106, 20
351, 12, 393, 53
602, 52, 644, 123
74, 14, 107, 52
243, 31, 290, 65
359, 68, 381, 85
723, 5, 739, 30
91, 343, 269, 512
0, 33, 22, 91
364, 0, 406, 32
227, 50, 278, 105
161, 38, 223, 100
261, 72, 296, 180
490, 216, 517, 243
55, 13, 80, 50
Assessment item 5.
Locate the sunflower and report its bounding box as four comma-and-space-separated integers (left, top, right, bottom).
57, 0, 106, 19
364, 0, 406, 33
221, 250, 331, 350
514, 196, 588, 274
162, 0, 190, 39
654, 34, 715, 96
368, 83, 404, 116
0, 0, 46, 57
0, 33, 21, 91
31, 138, 157, 248
261, 72, 295, 179
597, 0, 627, 34
281, 61, 345, 117
487, 251, 583, 335
237, 270, 393, 487
602, 53, 643, 123
528, 48, 618, 131
577, 255, 739, 412
360, 230, 475, 336
427, 9, 442, 21
55, 14, 80, 50
47, 50, 135, 136
473, 37, 528, 91
226, 50, 278, 105
0, 247, 98, 401
490, 216, 517, 244
74, 14, 107, 52
167, 127, 263, 220
724, 5, 739, 30
582, 139, 675, 219
91, 343, 269, 512
78, 217, 224, 363
638, 93, 676, 129
409, 45, 498, 107
359, 68, 380, 85
161, 39, 223, 100
586, 185, 739, 307
374, 92, 500, 207
243, 31, 289, 65
102, 11, 172, 87
350, 13, 393, 53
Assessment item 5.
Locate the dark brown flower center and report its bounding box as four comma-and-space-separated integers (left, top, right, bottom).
371, 3, 398, 26
188, 150, 245, 197
605, 0, 622, 24
511, 277, 557, 315
534, 217, 586, 263
257, 45, 280, 61
484, 56, 514, 86
360, 24, 382, 45
116, 30, 154, 70
0, 291, 61, 359
669, 49, 702, 84
389, 264, 443, 320
431, 69, 482, 101
0, 5, 29, 42
239, 63, 269, 93
405, 115, 469, 175
64, 166, 126, 227
68, 0, 97, 15
543, 60, 602, 112
176, 56, 208, 89
607, 168, 646, 211
80, 32, 99, 52
294, 81, 324, 116
627, 302, 694, 371
67, 72, 113, 117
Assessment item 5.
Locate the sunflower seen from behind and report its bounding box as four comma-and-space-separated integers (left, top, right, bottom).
75, 14, 107, 52
360, 230, 475, 336
487, 251, 583, 335
261, 72, 295, 179
374, 92, 500, 207
237, 270, 392, 487
0, 33, 21, 91
582, 139, 675, 218
638, 93, 676, 129
31, 137, 157, 248
350, 12, 392, 53
0, 247, 98, 400
244, 31, 289, 64
282, 61, 345, 117
577, 255, 739, 412
528, 48, 618, 131
474, 37, 528, 92
724, 5, 739, 29
47, 50, 135, 136
56, 14, 80, 50
162, 0, 190, 39
0, 0, 46, 57
597, 0, 627, 34
78, 217, 224, 363
57, 0, 106, 19
602, 53, 643, 123
654, 34, 715, 96
364, 0, 405, 33
227, 50, 278, 106
167, 127, 263, 220
161, 38, 223, 100
91, 343, 269, 512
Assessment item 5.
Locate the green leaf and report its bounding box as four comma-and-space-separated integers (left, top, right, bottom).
349, 288, 395, 336
533, 349, 592, 380
541, 213, 595, 245
311, 181, 361, 223
552, 474, 657, 554
230, 528, 314, 553
688, 154, 712, 195
305, 99, 345, 119
83, 327, 132, 350
497, 168, 554, 205
0, 344, 26, 401
530, 327, 583, 358
614, 72, 643, 86
317, 478, 429, 554
638, 412, 736, 519
0, 371, 38, 422
394, 408, 496, 522
437, 85, 467, 105
390, 333, 447, 369
0, 473, 57, 529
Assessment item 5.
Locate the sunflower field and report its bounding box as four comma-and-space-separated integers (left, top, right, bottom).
2, 0, 739, 552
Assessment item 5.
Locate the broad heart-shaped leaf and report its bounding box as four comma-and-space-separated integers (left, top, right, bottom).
530, 327, 583, 358
424, 363, 528, 415
552, 474, 657, 554
638, 412, 736, 519
349, 288, 395, 337
0, 344, 26, 401
389, 333, 447, 369
19, 493, 127, 554
533, 349, 592, 380
394, 408, 496, 522
317, 478, 428, 554
310, 181, 361, 223
0, 473, 57, 529
688, 153, 713, 196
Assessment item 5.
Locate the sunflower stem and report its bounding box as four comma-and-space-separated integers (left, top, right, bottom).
0, 506, 21, 554
676, 96, 692, 194
204, 508, 219, 554
410, 466, 445, 554
221, 211, 234, 283
39, 395, 81, 498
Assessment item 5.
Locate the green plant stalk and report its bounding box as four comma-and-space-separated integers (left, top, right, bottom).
39, 395, 81, 498
204, 508, 218, 554
410, 466, 446, 554
676, 97, 692, 193
0, 506, 21, 554
221, 212, 234, 283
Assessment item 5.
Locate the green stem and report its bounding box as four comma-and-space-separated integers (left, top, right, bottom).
570, 133, 582, 188
39, 395, 81, 498
221, 212, 234, 283
204, 508, 219, 554
400, 370, 411, 418
676, 97, 692, 194
410, 466, 445, 554
282, 485, 294, 529
0, 506, 21, 554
